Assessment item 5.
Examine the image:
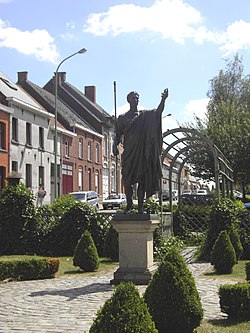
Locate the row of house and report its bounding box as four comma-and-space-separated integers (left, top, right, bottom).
0, 70, 196, 204
0, 70, 119, 204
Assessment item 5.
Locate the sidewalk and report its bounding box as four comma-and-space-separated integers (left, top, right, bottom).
0, 254, 236, 333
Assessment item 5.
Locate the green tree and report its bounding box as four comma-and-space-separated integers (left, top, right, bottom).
192, 55, 250, 192
0, 183, 36, 254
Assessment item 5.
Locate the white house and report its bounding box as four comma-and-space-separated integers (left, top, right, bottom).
0, 71, 55, 204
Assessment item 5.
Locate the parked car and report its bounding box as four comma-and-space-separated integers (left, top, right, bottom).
69, 191, 99, 209
162, 190, 178, 201
244, 202, 250, 210
172, 190, 178, 200
182, 189, 192, 195
103, 193, 127, 210
196, 189, 209, 195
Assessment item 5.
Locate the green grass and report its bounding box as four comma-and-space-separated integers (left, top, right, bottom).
0, 255, 118, 277
196, 319, 250, 333
56, 256, 118, 276
198, 260, 250, 332
203, 260, 248, 282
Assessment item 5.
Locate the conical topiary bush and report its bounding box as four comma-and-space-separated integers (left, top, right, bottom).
229, 227, 243, 262
73, 230, 99, 272
211, 230, 236, 274
144, 248, 203, 333
89, 282, 158, 333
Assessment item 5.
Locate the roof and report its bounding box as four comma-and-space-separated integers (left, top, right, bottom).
17, 78, 97, 134
43, 76, 114, 131
0, 71, 46, 113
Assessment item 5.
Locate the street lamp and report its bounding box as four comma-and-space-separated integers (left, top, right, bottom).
54, 47, 87, 199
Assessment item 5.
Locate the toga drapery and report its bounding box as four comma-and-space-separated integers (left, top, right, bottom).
115, 108, 163, 197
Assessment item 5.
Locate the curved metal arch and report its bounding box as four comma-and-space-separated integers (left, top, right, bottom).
168, 143, 211, 211
161, 127, 234, 213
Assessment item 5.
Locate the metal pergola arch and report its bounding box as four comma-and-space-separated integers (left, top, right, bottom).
161, 127, 234, 213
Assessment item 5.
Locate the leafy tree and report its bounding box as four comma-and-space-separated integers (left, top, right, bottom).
0, 183, 36, 254
192, 55, 250, 192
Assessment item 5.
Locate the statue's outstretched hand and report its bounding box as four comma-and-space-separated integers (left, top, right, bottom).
161, 88, 169, 101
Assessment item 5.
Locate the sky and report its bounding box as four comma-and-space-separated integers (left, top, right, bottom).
1, 0, 250, 132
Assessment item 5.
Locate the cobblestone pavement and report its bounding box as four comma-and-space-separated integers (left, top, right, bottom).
0, 253, 237, 333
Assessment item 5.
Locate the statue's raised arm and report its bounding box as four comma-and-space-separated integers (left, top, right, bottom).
156, 88, 169, 114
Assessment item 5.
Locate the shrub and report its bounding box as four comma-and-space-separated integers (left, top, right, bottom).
153, 231, 184, 261
89, 282, 158, 333
229, 227, 243, 262
199, 198, 242, 261
104, 225, 119, 261
238, 212, 250, 260
219, 283, 250, 321
73, 230, 99, 272
246, 262, 250, 281
0, 258, 59, 281
210, 230, 236, 274
0, 183, 36, 255
49, 203, 109, 256
144, 248, 203, 333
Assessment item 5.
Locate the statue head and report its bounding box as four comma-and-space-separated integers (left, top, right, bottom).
127, 91, 139, 105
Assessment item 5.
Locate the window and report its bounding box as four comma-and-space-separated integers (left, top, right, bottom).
12, 161, 18, 172
0, 166, 5, 191
0, 122, 6, 150
26, 164, 32, 188
110, 137, 114, 156
65, 140, 69, 158
78, 166, 83, 191
111, 163, 115, 191
12, 117, 18, 142
103, 134, 108, 156
95, 143, 99, 163
78, 137, 83, 159
39, 127, 44, 149
87, 141, 91, 160
26, 122, 32, 146
88, 168, 91, 190
39, 166, 44, 187
95, 171, 99, 193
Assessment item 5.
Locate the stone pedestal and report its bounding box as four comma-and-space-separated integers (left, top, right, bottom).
110, 214, 159, 285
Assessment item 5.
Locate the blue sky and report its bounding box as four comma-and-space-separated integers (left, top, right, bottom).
1, 0, 250, 132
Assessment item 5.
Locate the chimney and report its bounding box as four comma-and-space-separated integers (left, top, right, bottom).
84, 86, 96, 103
17, 71, 28, 82
58, 72, 66, 84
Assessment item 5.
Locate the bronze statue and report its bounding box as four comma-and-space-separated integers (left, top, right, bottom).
113, 88, 169, 213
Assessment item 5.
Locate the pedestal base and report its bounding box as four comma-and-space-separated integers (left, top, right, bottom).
110, 214, 159, 285
111, 263, 158, 285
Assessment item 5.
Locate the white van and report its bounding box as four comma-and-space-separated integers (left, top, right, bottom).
69, 191, 99, 209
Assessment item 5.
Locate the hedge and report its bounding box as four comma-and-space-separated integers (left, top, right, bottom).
0, 258, 59, 281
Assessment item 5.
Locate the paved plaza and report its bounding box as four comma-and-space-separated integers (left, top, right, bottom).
0, 250, 237, 333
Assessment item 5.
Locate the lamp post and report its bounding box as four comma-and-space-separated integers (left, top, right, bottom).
54, 48, 87, 199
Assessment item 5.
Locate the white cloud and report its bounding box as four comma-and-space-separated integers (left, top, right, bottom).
83, 0, 203, 44
181, 97, 209, 123
0, 19, 59, 63
60, 33, 75, 41
66, 21, 76, 29
219, 20, 250, 55
83, 0, 250, 54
